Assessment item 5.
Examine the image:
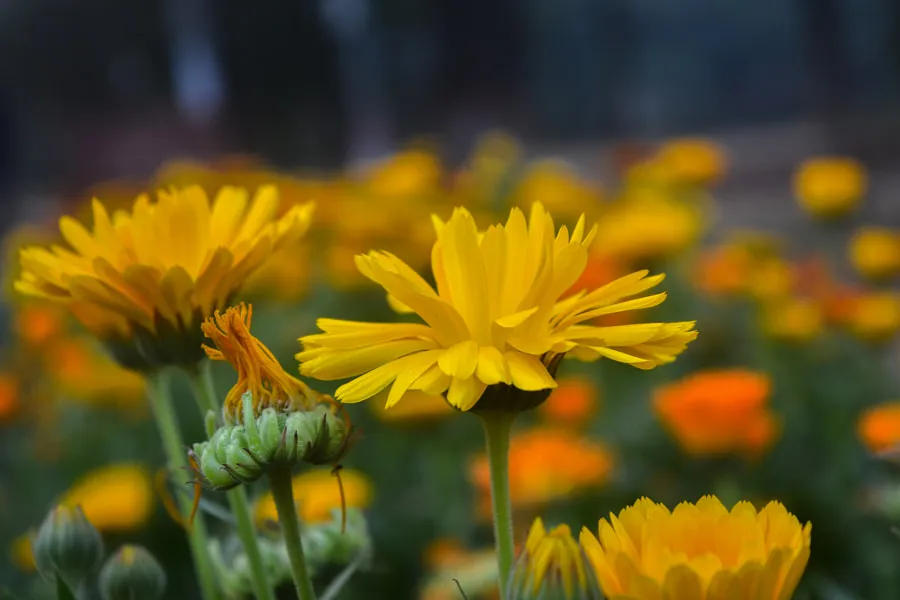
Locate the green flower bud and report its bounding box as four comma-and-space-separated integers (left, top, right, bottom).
99, 545, 166, 600
302, 508, 372, 570
32, 505, 103, 587
209, 536, 291, 599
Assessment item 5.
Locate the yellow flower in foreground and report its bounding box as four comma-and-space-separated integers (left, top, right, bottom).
508, 518, 596, 599
581, 496, 811, 600
794, 157, 866, 219
297, 204, 697, 412
849, 227, 900, 281
16, 186, 313, 370
202, 303, 320, 424
59, 464, 154, 532
858, 402, 900, 453
253, 468, 372, 527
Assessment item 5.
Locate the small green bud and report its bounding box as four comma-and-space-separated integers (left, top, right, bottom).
32, 505, 104, 586
99, 545, 166, 600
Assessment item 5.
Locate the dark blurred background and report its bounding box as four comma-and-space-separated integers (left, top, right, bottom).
1, 0, 900, 215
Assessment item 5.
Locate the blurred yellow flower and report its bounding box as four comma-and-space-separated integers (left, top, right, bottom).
253, 468, 372, 527
10, 532, 35, 572
16, 187, 313, 370
537, 376, 599, 428
592, 192, 704, 264
60, 464, 154, 532
844, 292, 900, 343
848, 227, 900, 281
513, 161, 603, 220
654, 370, 779, 456
0, 372, 19, 421
655, 138, 728, 187
581, 496, 811, 600
202, 303, 320, 424
242, 242, 313, 301
369, 390, 455, 423
762, 297, 823, 343
858, 402, 900, 453
470, 428, 613, 515
747, 258, 796, 302
364, 149, 442, 198
298, 203, 697, 412
508, 518, 593, 599
793, 157, 867, 219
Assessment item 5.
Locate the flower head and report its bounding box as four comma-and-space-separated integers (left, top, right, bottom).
794, 157, 866, 219
654, 370, 779, 457
16, 186, 313, 370
654, 138, 728, 187
858, 402, 900, 453
58, 464, 154, 533
202, 304, 318, 424
297, 203, 696, 412
581, 496, 812, 600
537, 376, 599, 427
843, 292, 900, 343
508, 518, 599, 599
253, 468, 372, 528
849, 227, 900, 281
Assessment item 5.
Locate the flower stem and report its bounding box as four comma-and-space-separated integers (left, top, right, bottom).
478, 411, 517, 600
145, 369, 221, 600
187, 362, 276, 600
268, 465, 317, 600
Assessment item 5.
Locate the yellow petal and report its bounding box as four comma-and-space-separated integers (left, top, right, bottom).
504, 352, 557, 391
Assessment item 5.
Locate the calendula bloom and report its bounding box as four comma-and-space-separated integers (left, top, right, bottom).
581, 496, 811, 600
202, 304, 320, 424
298, 203, 697, 412
470, 429, 613, 516
654, 138, 728, 187
14, 302, 66, 347
16, 186, 313, 370
654, 370, 779, 456
508, 518, 599, 600
858, 403, 900, 453
693, 245, 753, 298
794, 157, 867, 219
762, 298, 823, 343
253, 468, 372, 528
59, 464, 154, 532
849, 227, 900, 281
513, 161, 603, 221
843, 292, 900, 343
537, 376, 599, 427
10, 532, 36, 572
364, 149, 443, 198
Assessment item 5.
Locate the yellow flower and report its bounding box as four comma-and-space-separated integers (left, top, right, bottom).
581, 496, 811, 600
16, 186, 313, 370
369, 390, 455, 423
59, 464, 154, 532
747, 258, 796, 302
513, 161, 603, 220
844, 292, 900, 342
297, 204, 697, 412
858, 402, 900, 453
252, 468, 372, 527
202, 303, 320, 424
10, 532, 36, 572
654, 138, 728, 187
794, 157, 867, 219
364, 149, 442, 198
848, 227, 900, 281
762, 298, 823, 342
508, 518, 595, 599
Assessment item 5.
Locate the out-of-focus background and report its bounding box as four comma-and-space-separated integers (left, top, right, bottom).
5, 2, 900, 599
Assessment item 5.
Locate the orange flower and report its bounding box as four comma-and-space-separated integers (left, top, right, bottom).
654, 370, 779, 456
692, 245, 752, 297
470, 428, 613, 516
0, 372, 19, 421
537, 377, 599, 427
14, 303, 66, 347
858, 403, 900, 453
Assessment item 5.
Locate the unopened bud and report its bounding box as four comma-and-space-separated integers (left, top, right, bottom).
99, 545, 166, 600
32, 505, 103, 586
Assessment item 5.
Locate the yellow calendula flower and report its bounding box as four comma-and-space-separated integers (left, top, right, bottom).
201, 303, 320, 424
762, 298, 823, 343
794, 157, 867, 219
654, 138, 728, 187
60, 464, 154, 532
16, 186, 313, 370
513, 161, 603, 221
253, 468, 372, 528
297, 203, 697, 412
844, 291, 900, 343
508, 518, 598, 599
848, 227, 900, 281
581, 496, 812, 600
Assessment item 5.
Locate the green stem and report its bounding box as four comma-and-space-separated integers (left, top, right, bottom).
268, 465, 317, 600
146, 370, 221, 600
478, 411, 516, 600
187, 362, 276, 600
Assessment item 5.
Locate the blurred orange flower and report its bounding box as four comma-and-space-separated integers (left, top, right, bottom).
470, 428, 613, 516
692, 245, 752, 297
14, 303, 67, 348
859, 403, 900, 453
793, 157, 867, 219
537, 377, 599, 428
654, 370, 779, 456
0, 372, 19, 421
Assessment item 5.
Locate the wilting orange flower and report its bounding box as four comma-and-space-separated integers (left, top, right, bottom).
794, 157, 867, 219
202, 304, 319, 424
581, 496, 811, 600
0, 372, 19, 421
470, 428, 613, 515
537, 377, 599, 427
858, 403, 900, 453
654, 370, 779, 456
